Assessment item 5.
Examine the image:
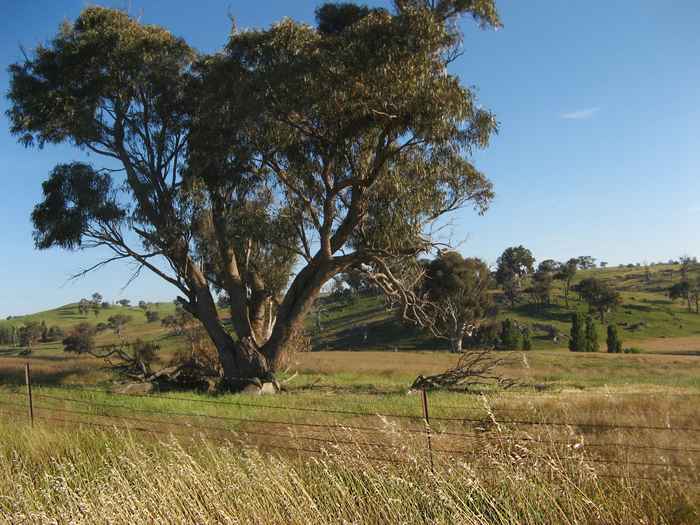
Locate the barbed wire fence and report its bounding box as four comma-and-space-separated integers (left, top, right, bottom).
0, 364, 697, 483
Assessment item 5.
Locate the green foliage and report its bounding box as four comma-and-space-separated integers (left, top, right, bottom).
62, 322, 96, 354
569, 312, 585, 352
145, 311, 160, 323
499, 318, 521, 350
422, 252, 492, 352
18, 321, 43, 348
573, 277, 622, 322
576, 256, 597, 270
108, 314, 132, 336
555, 258, 578, 306
495, 246, 535, 306
528, 269, 553, 305
584, 316, 599, 353
315, 3, 386, 35
668, 279, 700, 312
606, 324, 622, 354
30, 166, 125, 251
623, 347, 643, 354
521, 327, 532, 351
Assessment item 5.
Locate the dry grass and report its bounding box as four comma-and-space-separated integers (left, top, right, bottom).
634, 336, 700, 355
0, 418, 697, 525
295, 350, 700, 392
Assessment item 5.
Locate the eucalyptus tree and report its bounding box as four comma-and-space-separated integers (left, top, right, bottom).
574, 277, 622, 322
555, 258, 578, 307
8, 1, 500, 382
421, 252, 491, 353
495, 246, 535, 307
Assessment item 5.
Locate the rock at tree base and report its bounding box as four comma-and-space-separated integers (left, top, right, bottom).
113, 382, 155, 395
260, 382, 277, 395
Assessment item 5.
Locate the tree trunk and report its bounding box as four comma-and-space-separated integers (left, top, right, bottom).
191, 282, 271, 381
262, 259, 339, 368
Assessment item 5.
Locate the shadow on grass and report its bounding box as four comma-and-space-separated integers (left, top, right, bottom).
314, 317, 446, 352
645, 350, 700, 357
322, 304, 385, 328
0, 365, 87, 387
511, 303, 572, 323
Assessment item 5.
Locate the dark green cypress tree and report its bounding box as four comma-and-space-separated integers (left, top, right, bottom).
606, 324, 622, 353
585, 315, 599, 352
569, 312, 585, 352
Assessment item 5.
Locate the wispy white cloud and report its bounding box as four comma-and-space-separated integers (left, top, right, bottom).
560, 107, 600, 120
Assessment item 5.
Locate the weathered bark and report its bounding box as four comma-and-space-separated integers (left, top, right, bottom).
189, 280, 269, 379
261, 258, 339, 368
182, 249, 343, 381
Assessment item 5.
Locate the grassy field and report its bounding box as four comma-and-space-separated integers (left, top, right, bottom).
0, 372, 698, 523
0, 263, 699, 523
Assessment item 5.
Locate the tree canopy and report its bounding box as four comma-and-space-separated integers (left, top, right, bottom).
495, 245, 535, 307
8, 1, 500, 382
573, 277, 622, 322
422, 251, 491, 352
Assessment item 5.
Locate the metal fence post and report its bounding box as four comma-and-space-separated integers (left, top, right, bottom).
25, 363, 34, 427
421, 388, 434, 473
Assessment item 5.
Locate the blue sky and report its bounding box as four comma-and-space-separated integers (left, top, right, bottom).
1, 0, 699, 317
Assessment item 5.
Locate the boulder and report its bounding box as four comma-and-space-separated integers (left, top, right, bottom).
239, 383, 262, 395
113, 382, 155, 395
260, 382, 278, 395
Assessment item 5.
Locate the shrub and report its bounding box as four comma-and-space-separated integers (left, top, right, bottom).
62, 323, 96, 354
499, 319, 520, 350
145, 311, 160, 323
623, 347, 643, 354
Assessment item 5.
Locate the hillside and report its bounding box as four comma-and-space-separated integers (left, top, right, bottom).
2, 263, 700, 358
312, 263, 700, 356
1, 262, 699, 381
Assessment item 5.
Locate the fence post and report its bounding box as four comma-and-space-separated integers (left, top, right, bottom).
421, 388, 434, 474
24, 363, 34, 427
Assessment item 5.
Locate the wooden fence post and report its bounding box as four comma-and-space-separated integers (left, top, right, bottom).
421, 388, 434, 474
24, 363, 34, 427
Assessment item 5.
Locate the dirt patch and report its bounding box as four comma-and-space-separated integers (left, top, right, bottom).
635, 336, 700, 355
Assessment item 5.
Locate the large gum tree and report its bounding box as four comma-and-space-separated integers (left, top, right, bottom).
7, 0, 500, 383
